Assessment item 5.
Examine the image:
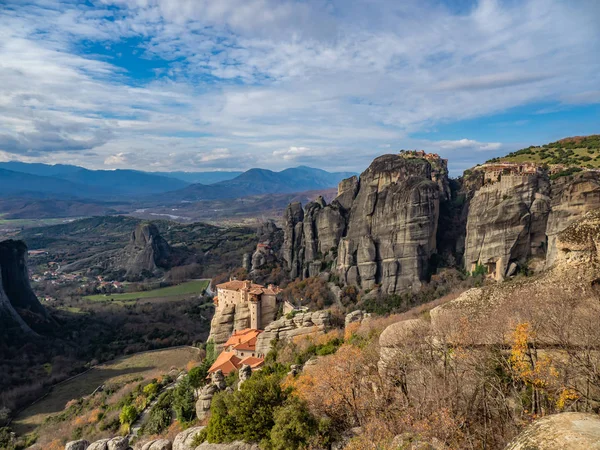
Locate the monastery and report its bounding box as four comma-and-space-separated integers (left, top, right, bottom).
208, 280, 281, 376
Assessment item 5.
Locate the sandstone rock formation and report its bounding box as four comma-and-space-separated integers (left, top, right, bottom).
65, 441, 90, 450
238, 364, 252, 390
60, 222, 176, 279
379, 208, 600, 370
255, 310, 331, 355
282, 153, 445, 294
87, 439, 110, 450
141, 439, 172, 450
0, 239, 50, 334
123, 223, 172, 278
505, 412, 600, 449
173, 426, 205, 450
344, 310, 371, 327
242, 221, 284, 273
196, 370, 227, 421
463, 169, 600, 280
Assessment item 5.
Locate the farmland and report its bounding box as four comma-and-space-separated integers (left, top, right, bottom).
83, 279, 210, 302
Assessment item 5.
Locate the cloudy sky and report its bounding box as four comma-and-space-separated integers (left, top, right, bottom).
1, 0, 599, 175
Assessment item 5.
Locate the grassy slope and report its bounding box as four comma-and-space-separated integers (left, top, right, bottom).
12, 347, 201, 435
83, 279, 209, 302
487, 135, 600, 168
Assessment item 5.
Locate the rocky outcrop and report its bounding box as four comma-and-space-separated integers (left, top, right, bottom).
141, 440, 172, 450
463, 171, 550, 280
344, 310, 370, 327
0, 240, 50, 335
255, 310, 331, 355
238, 364, 252, 390
463, 169, 600, 279
173, 426, 205, 450
65, 441, 90, 450
505, 412, 600, 449
122, 223, 172, 278
282, 153, 444, 294
208, 303, 250, 351
60, 222, 177, 279
196, 370, 227, 421
546, 171, 600, 266
242, 221, 284, 273
87, 439, 110, 450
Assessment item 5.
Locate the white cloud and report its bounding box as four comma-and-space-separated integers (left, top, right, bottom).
438, 139, 502, 151
104, 152, 128, 165
0, 0, 598, 173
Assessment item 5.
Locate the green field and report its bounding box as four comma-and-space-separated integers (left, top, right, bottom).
12, 347, 201, 435
84, 279, 210, 302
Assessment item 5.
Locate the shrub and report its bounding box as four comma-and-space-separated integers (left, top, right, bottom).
119, 404, 138, 432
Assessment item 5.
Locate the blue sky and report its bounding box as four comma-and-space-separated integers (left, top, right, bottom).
0, 0, 598, 175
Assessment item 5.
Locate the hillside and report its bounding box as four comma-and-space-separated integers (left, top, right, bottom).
487, 135, 600, 168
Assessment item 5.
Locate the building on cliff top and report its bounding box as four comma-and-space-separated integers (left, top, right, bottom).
208, 328, 265, 375
213, 279, 281, 329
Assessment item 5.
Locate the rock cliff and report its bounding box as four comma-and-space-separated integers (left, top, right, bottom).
122, 222, 173, 277
0, 240, 50, 335
255, 310, 331, 355
463, 168, 600, 279
282, 152, 445, 294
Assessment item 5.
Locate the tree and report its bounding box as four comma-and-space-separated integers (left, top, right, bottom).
172, 377, 196, 424
269, 398, 317, 450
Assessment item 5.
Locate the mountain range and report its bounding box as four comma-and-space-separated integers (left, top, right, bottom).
0, 162, 355, 204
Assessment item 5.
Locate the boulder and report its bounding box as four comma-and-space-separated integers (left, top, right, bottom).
505, 412, 600, 449
173, 426, 206, 450
238, 364, 252, 390
65, 441, 90, 450
141, 439, 172, 450
107, 437, 129, 450
345, 310, 370, 327
87, 439, 110, 450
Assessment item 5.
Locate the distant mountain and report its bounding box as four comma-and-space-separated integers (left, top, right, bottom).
0, 162, 355, 204
151, 171, 243, 184
55, 168, 188, 195
0, 168, 103, 199
0, 163, 189, 199
0, 161, 82, 177
157, 166, 356, 202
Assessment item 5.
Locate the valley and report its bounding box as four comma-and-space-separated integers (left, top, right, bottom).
2, 136, 600, 450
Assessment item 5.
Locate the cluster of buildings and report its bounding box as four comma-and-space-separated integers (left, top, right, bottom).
479, 162, 541, 185
207, 279, 282, 376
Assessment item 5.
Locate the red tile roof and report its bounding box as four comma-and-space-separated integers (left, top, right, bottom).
240, 356, 264, 369
208, 351, 242, 376
224, 328, 262, 350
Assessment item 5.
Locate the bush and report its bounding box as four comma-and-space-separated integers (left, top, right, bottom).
269, 398, 318, 450
203, 367, 292, 445
119, 404, 138, 432
141, 390, 173, 435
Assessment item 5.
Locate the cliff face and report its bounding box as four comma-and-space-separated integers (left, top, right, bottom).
282, 153, 444, 294
463, 169, 600, 279
0, 240, 49, 334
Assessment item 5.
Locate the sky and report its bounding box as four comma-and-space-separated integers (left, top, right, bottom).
1, 0, 599, 176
